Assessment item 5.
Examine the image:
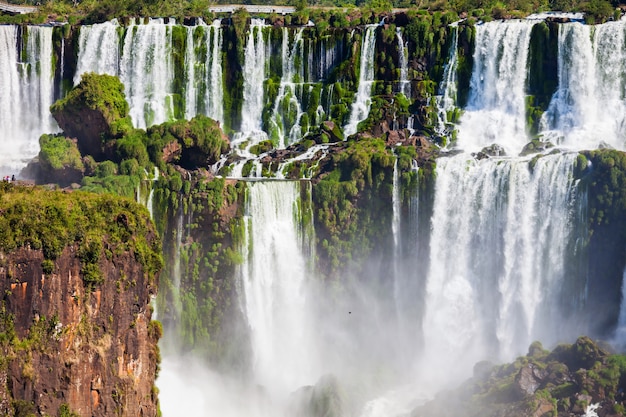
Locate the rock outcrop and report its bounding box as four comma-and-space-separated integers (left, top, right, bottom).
0, 183, 162, 416
412, 337, 626, 417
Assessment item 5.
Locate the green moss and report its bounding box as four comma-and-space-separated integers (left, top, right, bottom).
38, 134, 84, 171
0, 183, 162, 287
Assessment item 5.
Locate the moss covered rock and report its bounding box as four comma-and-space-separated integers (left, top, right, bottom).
50, 73, 132, 160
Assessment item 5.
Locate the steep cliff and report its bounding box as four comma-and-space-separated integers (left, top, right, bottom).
0, 183, 162, 416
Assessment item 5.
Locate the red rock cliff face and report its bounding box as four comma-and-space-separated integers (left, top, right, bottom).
0, 245, 160, 416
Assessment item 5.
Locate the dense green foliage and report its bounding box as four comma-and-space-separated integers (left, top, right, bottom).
38, 134, 84, 171
50, 72, 132, 136
0, 182, 162, 287
313, 137, 395, 277
583, 150, 626, 231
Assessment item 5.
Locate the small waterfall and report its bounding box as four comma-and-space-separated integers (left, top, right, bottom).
183, 24, 198, 120
228, 20, 270, 178
435, 26, 458, 138
0, 25, 57, 172
269, 28, 306, 148
422, 152, 582, 381
242, 181, 316, 397
205, 19, 224, 125
344, 25, 377, 137
120, 18, 175, 129
457, 20, 536, 154
77, 18, 176, 128
540, 20, 626, 151
240, 19, 268, 133
396, 28, 410, 98
74, 19, 120, 84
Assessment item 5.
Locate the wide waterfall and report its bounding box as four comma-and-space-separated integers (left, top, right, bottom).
541, 20, 626, 151
344, 25, 378, 137
0, 25, 57, 172
457, 20, 536, 154
3, 14, 626, 417
423, 153, 583, 380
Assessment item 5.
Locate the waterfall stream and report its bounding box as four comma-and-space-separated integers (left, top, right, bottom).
0, 25, 57, 172
344, 25, 378, 137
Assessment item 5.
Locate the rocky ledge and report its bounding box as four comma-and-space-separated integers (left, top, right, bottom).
412, 337, 626, 417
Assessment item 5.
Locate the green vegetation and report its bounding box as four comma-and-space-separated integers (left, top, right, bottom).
414, 337, 626, 417
0, 182, 162, 287
38, 134, 83, 171
312, 137, 395, 277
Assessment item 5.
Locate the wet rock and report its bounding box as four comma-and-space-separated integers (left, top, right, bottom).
474, 143, 506, 160
519, 139, 555, 156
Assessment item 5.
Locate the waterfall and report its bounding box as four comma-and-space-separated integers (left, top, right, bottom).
457, 20, 536, 155
344, 25, 377, 137
422, 152, 582, 381
0, 25, 57, 172
183, 24, 198, 120
76, 18, 175, 129
391, 158, 401, 313
396, 28, 410, 98
120, 18, 175, 129
540, 20, 626, 151
242, 181, 316, 397
184, 19, 224, 123
205, 19, 224, 125
269, 28, 306, 148
614, 267, 626, 348
240, 19, 268, 133
435, 26, 458, 137
74, 19, 120, 83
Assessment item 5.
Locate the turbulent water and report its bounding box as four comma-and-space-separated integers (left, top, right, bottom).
0, 25, 57, 172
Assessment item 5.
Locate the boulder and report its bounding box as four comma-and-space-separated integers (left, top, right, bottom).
519, 139, 555, 156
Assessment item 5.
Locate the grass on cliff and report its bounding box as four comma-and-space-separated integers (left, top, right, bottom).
0, 182, 162, 287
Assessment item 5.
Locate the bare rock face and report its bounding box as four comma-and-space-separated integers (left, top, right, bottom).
0, 245, 160, 416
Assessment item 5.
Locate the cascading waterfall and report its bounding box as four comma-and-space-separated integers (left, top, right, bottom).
269, 28, 306, 148
76, 18, 176, 129
456, 20, 536, 155
396, 28, 410, 98
205, 19, 224, 125
183, 19, 224, 125
0, 25, 57, 172
540, 20, 626, 151
435, 25, 458, 137
74, 19, 120, 83
344, 25, 378, 137
228, 20, 270, 178
242, 181, 317, 397
120, 18, 175, 129
239, 19, 269, 134
422, 153, 582, 382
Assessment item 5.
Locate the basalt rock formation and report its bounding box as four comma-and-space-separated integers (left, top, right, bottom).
0, 183, 163, 416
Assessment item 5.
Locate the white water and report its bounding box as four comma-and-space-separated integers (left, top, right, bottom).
242, 181, 317, 398
396, 28, 410, 98
456, 20, 536, 155
74, 19, 120, 83
540, 20, 626, 151
435, 26, 458, 137
423, 151, 580, 383
344, 25, 378, 137
240, 19, 268, 134
269, 28, 307, 148
0, 25, 57, 172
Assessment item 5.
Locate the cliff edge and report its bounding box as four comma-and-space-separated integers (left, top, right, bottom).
0, 182, 162, 416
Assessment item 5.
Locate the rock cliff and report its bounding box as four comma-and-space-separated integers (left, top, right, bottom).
0, 183, 162, 416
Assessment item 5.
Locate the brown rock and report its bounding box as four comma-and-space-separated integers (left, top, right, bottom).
0, 245, 160, 416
